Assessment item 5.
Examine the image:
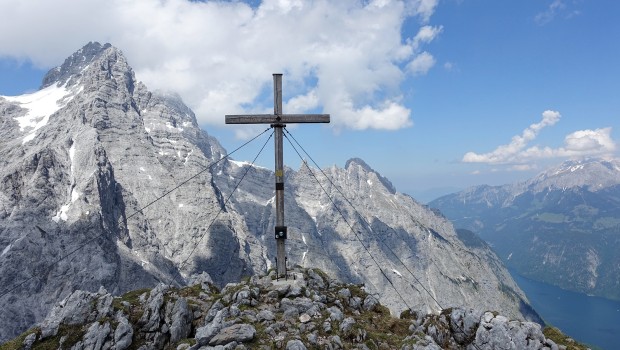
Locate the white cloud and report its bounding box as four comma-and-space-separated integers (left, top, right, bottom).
0, 0, 441, 134
338, 100, 413, 131
463, 110, 616, 165
284, 90, 319, 114
510, 164, 537, 171
407, 51, 436, 76
411, 25, 443, 49
534, 0, 580, 25
406, 0, 440, 23
522, 128, 616, 159
564, 128, 615, 153
535, 0, 564, 25
463, 110, 560, 163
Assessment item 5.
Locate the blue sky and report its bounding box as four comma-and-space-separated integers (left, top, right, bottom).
1, 0, 619, 201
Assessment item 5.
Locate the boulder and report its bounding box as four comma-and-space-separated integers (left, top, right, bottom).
208, 324, 256, 346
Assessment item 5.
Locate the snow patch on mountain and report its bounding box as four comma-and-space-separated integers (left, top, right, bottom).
229, 159, 268, 170
51, 204, 71, 223
2, 83, 81, 144
1, 244, 11, 257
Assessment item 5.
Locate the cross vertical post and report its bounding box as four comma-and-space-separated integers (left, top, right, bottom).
225, 74, 330, 279
273, 74, 286, 278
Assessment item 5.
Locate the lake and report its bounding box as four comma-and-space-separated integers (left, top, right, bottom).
510, 270, 620, 350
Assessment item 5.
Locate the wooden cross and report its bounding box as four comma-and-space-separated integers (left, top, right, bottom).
225, 74, 330, 279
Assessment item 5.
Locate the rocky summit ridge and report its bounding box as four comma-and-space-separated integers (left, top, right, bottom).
3, 268, 580, 350
2, 42, 536, 341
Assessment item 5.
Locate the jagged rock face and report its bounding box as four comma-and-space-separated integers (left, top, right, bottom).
0, 42, 246, 341
0, 42, 535, 342
430, 158, 620, 301
5, 268, 563, 350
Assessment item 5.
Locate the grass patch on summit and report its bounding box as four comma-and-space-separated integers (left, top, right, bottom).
543, 326, 595, 350
0, 328, 39, 350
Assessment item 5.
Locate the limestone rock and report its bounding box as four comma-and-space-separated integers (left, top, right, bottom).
340, 317, 356, 333
286, 339, 308, 350
196, 308, 231, 346
5, 268, 583, 350
39, 290, 100, 338
168, 298, 193, 343
22, 333, 37, 350
139, 284, 168, 332
473, 312, 549, 350
73, 322, 112, 350
113, 315, 133, 350
208, 324, 256, 346
257, 309, 275, 322
299, 313, 311, 323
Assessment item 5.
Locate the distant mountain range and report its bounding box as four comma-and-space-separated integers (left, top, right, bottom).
405, 186, 463, 204
430, 158, 620, 301
0, 42, 537, 341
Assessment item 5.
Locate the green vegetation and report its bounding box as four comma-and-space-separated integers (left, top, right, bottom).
455, 229, 487, 249
399, 308, 418, 320
593, 216, 620, 229
534, 212, 567, 223
173, 338, 196, 348
112, 288, 150, 325
543, 326, 596, 350
0, 328, 39, 350
310, 268, 331, 283
0, 324, 89, 350
176, 284, 204, 298
354, 302, 409, 348
27, 324, 86, 350
112, 288, 150, 312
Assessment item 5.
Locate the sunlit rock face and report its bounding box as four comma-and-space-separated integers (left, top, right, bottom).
0, 42, 536, 342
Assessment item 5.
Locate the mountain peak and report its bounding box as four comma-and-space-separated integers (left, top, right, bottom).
345, 157, 396, 194
40, 42, 116, 89
530, 157, 620, 192
345, 157, 372, 171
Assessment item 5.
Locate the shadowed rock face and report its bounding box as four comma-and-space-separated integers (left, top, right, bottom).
0, 42, 535, 342
5, 268, 563, 350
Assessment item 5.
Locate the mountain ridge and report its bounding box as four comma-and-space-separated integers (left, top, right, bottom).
429, 157, 620, 301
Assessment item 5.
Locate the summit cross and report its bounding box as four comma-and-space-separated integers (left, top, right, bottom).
225, 74, 330, 279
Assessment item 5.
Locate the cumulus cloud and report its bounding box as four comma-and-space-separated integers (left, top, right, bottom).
463, 110, 561, 163
0, 0, 441, 134
463, 110, 616, 164
412, 25, 443, 49
407, 52, 436, 75
406, 0, 440, 23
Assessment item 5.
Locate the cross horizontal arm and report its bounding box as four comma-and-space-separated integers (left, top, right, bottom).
226, 114, 330, 124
